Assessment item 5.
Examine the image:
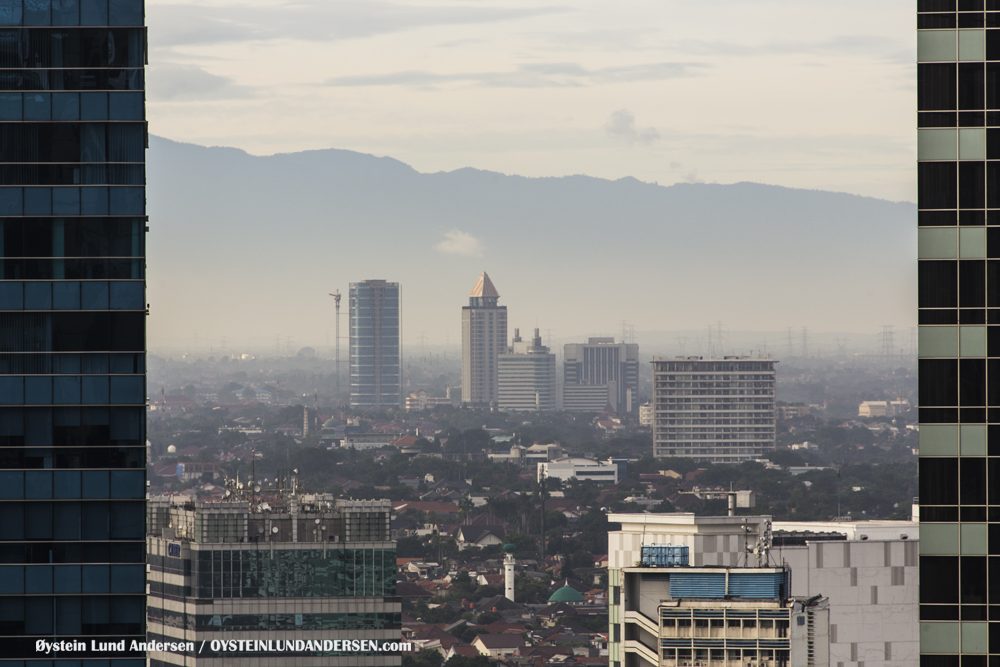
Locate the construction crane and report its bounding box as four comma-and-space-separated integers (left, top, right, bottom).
329, 291, 342, 392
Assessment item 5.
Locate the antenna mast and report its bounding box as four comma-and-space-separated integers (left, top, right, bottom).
329, 291, 342, 392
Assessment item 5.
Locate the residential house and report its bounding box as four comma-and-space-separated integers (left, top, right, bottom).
473, 634, 525, 659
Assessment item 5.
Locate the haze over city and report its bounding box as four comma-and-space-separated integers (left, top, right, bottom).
144, 0, 916, 352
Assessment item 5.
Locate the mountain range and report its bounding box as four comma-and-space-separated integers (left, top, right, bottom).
146, 136, 916, 354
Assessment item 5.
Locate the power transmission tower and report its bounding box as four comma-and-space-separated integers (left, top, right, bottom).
620, 321, 636, 345
880, 325, 895, 362
801, 327, 808, 358
835, 336, 848, 354
786, 327, 794, 357
417, 331, 427, 359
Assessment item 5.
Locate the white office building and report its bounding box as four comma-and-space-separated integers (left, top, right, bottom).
497, 328, 557, 412
608, 513, 918, 667
652, 356, 776, 463
538, 457, 620, 484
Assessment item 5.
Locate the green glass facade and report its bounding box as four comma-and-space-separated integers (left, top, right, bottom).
146, 497, 400, 667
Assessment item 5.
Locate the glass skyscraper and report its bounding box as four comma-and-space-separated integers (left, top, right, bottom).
349, 280, 400, 408
917, 3, 1000, 665
0, 0, 147, 662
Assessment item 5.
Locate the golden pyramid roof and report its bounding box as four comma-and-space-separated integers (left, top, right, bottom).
469, 272, 499, 298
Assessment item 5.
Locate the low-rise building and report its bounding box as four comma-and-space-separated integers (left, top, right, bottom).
776, 403, 811, 420
538, 457, 621, 484
406, 388, 454, 411
473, 634, 525, 658
858, 398, 911, 418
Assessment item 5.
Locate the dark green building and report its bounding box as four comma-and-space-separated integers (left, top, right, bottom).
146, 494, 400, 667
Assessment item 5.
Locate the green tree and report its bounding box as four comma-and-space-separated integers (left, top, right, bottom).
403, 650, 444, 667
443, 656, 492, 667
514, 576, 551, 604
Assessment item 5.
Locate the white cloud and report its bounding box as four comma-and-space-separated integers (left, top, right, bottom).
605, 109, 660, 145
435, 229, 483, 257
149, 64, 254, 101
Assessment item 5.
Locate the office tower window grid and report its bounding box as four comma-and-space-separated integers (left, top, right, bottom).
349, 280, 400, 408
461, 272, 506, 406
563, 337, 639, 413
918, 2, 1000, 666
651, 357, 776, 464
0, 0, 147, 662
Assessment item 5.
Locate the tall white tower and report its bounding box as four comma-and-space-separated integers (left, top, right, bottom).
503, 543, 516, 601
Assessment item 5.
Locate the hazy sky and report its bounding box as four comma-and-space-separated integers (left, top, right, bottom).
146, 0, 916, 203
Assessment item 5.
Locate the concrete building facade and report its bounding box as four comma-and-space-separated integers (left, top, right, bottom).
639, 403, 654, 426
538, 457, 621, 484
146, 493, 400, 667
461, 272, 507, 407
349, 279, 400, 408
563, 337, 639, 413
611, 561, 828, 667
608, 514, 919, 667
498, 328, 557, 411
652, 356, 776, 463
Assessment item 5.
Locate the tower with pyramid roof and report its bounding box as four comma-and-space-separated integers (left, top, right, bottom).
462, 272, 508, 407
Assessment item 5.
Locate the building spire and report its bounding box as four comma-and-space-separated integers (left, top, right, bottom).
469, 272, 500, 298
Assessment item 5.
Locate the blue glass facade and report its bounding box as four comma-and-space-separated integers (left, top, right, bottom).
0, 0, 147, 663
349, 280, 399, 408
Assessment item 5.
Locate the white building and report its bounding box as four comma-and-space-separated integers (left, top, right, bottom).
538, 457, 620, 484
497, 328, 557, 412
639, 402, 654, 426
610, 560, 829, 667
525, 442, 564, 464
652, 356, 776, 463
488, 442, 565, 467
608, 513, 918, 667
405, 388, 454, 411
489, 444, 526, 465
858, 399, 911, 418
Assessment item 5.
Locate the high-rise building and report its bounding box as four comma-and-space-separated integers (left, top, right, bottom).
461, 272, 507, 407
916, 6, 996, 664
651, 356, 776, 463
146, 493, 400, 667
349, 280, 400, 408
0, 0, 148, 660
497, 327, 556, 411
563, 337, 639, 413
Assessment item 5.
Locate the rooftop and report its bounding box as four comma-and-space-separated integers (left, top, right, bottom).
469, 272, 500, 298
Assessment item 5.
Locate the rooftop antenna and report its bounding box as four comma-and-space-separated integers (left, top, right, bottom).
329, 291, 342, 392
